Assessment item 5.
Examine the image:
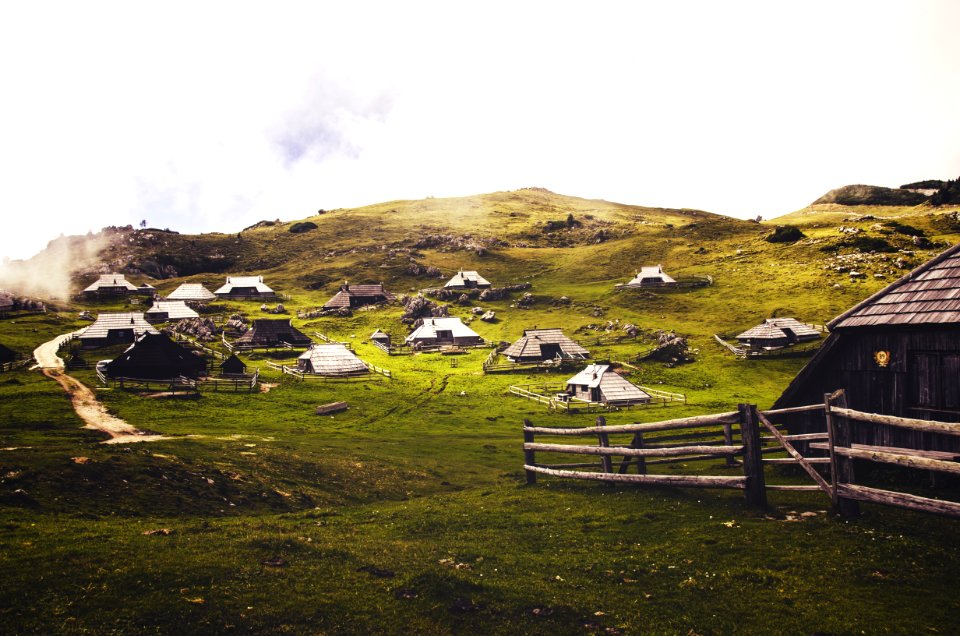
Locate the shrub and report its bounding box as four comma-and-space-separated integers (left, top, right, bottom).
765, 225, 805, 243
289, 222, 318, 234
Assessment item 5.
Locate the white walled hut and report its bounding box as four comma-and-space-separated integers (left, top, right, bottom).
145, 301, 200, 323
404, 317, 483, 347
565, 364, 651, 405
297, 344, 369, 376
444, 269, 492, 290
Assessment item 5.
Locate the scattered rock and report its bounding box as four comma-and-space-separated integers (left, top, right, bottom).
262, 556, 287, 567
143, 528, 174, 536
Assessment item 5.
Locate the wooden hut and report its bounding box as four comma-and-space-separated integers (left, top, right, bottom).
502, 328, 590, 363
323, 283, 394, 310
166, 283, 216, 303
135, 283, 156, 296
773, 242, 960, 450
736, 318, 820, 351
0, 343, 17, 365
622, 265, 677, 288
145, 301, 199, 323
219, 354, 247, 376
105, 332, 206, 380
297, 344, 369, 376
214, 275, 276, 300
404, 317, 483, 347
370, 329, 391, 347
565, 365, 651, 405
444, 269, 492, 290
83, 274, 139, 298
79, 313, 158, 348
234, 319, 311, 349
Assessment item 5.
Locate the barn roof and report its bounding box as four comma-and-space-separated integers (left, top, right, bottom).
214, 276, 274, 294
235, 319, 312, 346
566, 364, 651, 403
83, 274, 138, 292
79, 313, 158, 341
405, 317, 480, 343
298, 344, 368, 375
166, 283, 216, 302
370, 329, 390, 340
323, 283, 395, 308
502, 328, 590, 359
146, 301, 199, 321
626, 265, 677, 286
444, 270, 491, 288
106, 332, 206, 379
829, 242, 960, 329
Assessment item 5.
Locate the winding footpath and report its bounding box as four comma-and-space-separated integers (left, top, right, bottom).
33, 331, 167, 444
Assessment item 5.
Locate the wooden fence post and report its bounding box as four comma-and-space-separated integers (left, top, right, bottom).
617, 432, 647, 474
523, 419, 537, 484
739, 404, 767, 508
723, 420, 737, 467
825, 391, 860, 518
596, 416, 613, 474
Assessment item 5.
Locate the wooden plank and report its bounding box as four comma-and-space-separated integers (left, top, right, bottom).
596, 416, 613, 474
524, 465, 746, 489
524, 443, 743, 457
523, 411, 739, 436
827, 446, 960, 476
809, 442, 960, 461
756, 411, 833, 497
315, 401, 348, 415
761, 432, 829, 442
739, 404, 767, 508
826, 391, 860, 518
831, 407, 960, 437
836, 484, 960, 518
765, 484, 826, 492
762, 457, 831, 464
761, 404, 826, 416
523, 420, 537, 485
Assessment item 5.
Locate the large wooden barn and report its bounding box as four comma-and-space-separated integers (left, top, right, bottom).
502, 328, 590, 363
79, 313, 158, 348
83, 274, 139, 298
214, 276, 276, 300
404, 317, 483, 347
773, 243, 960, 451
323, 283, 394, 310
105, 332, 207, 380
234, 319, 312, 349
565, 365, 651, 406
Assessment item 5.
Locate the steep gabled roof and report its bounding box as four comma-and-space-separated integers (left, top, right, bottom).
298, 344, 368, 375
83, 274, 138, 292
235, 319, 311, 347
766, 318, 821, 339
79, 313, 158, 341
146, 301, 199, 321
323, 284, 394, 308
502, 328, 590, 359
566, 364, 651, 403
214, 276, 274, 295
829, 243, 960, 329
404, 317, 481, 343
106, 332, 206, 379
736, 322, 789, 341
444, 270, 491, 288
166, 283, 216, 302
625, 265, 677, 286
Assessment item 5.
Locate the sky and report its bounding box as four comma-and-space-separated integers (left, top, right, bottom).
1, 1, 958, 261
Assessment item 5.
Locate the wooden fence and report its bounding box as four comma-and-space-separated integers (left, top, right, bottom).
524, 390, 960, 518
713, 334, 823, 359
483, 350, 582, 374
313, 332, 354, 350
510, 383, 686, 412
266, 361, 392, 380
0, 358, 30, 373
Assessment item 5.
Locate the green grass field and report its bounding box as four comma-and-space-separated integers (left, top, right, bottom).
2, 191, 960, 634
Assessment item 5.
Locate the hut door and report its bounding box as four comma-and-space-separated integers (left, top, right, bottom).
909, 353, 960, 417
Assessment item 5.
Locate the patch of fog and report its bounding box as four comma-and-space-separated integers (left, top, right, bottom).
0, 233, 112, 300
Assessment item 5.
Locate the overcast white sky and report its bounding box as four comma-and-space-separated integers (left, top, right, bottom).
1, 1, 958, 260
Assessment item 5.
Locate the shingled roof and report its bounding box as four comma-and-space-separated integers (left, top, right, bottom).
444, 270, 491, 288
566, 364, 651, 405
166, 283, 216, 302
404, 317, 481, 343
146, 301, 199, 322
214, 276, 274, 295
625, 265, 677, 287
323, 283, 394, 309
83, 274, 138, 293
297, 344, 369, 376
502, 328, 590, 360
235, 319, 312, 348
105, 332, 206, 380
736, 318, 820, 342
79, 313, 158, 341
828, 243, 960, 329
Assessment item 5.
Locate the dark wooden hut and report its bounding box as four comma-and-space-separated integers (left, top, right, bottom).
323, 283, 394, 310
0, 343, 17, 365
105, 332, 207, 380
79, 313, 158, 348
773, 243, 960, 451
234, 319, 312, 348
736, 317, 821, 351
219, 354, 247, 376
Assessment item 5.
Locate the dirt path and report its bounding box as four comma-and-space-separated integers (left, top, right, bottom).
33, 331, 168, 444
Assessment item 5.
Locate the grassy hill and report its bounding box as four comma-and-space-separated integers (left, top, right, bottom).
2, 189, 960, 633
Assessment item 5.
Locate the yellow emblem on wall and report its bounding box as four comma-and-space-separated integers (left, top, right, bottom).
874, 350, 891, 368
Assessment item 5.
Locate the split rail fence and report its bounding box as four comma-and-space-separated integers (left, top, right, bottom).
510, 383, 686, 412
523, 389, 960, 519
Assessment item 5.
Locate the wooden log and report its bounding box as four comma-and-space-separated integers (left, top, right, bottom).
596, 416, 613, 474
830, 407, 960, 437
765, 484, 825, 492
315, 401, 349, 415
836, 484, 960, 518
826, 391, 859, 518
523, 420, 537, 484
761, 404, 825, 416
762, 457, 831, 464
523, 411, 739, 436
809, 442, 960, 461
524, 443, 743, 457
756, 411, 832, 496
739, 404, 767, 508
523, 465, 747, 488
645, 454, 730, 466
723, 420, 736, 467
761, 432, 829, 442
827, 446, 960, 476
634, 429, 736, 445
617, 432, 645, 474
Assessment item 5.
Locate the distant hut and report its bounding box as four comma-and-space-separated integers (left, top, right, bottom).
323, 283, 394, 310
166, 283, 216, 303
0, 343, 17, 365
219, 354, 247, 376
83, 274, 139, 298
444, 269, 492, 290
565, 364, 651, 405
736, 318, 820, 351
234, 319, 311, 349
105, 332, 206, 380
145, 301, 200, 323
405, 317, 483, 347
370, 329, 391, 347
0, 292, 13, 316
214, 276, 276, 300
297, 344, 369, 376
773, 242, 960, 450
502, 328, 590, 363
623, 265, 677, 288
79, 313, 158, 348
135, 283, 156, 296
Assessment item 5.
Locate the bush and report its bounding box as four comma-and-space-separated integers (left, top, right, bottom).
765, 225, 805, 243
289, 222, 318, 234
846, 236, 896, 253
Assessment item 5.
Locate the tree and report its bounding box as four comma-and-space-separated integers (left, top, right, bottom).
140, 219, 147, 229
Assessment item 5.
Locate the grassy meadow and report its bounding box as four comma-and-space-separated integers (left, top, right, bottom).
2, 190, 960, 633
